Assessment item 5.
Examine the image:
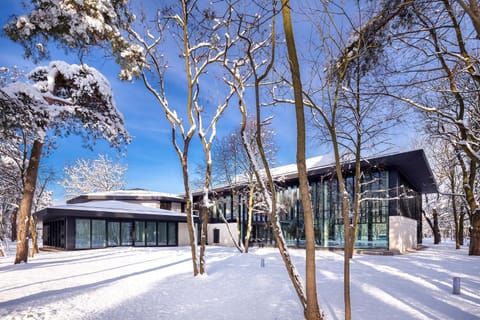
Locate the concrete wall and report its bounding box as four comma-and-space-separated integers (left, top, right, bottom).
389, 215, 417, 253
207, 223, 238, 246
178, 222, 196, 246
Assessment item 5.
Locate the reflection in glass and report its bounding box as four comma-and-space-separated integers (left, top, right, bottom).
108, 222, 120, 246
121, 222, 133, 246
135, 221, 145, 246
146, 221, 157, 246
75, 219, 91, 249
168, 222, 177, 245
92, 220, 106, 248
158, 222, 167, 245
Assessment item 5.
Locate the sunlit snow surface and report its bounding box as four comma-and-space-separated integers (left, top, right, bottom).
0, 239, 478, 320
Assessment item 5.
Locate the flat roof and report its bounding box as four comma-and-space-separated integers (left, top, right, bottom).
38, 200, 196, 222
304, 149, 437, 193
67, 189, 185, 204
199, 149, 437, 194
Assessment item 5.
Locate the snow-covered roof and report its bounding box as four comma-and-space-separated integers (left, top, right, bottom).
54, 200, 183, 215
83, 189, 182, 198
203, 149, 437, 194
269, 154, 336, 178
38, 200, 193, 221
67, 188, 185, 204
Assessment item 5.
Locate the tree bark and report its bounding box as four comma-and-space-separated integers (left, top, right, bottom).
281, 1, 322, 319
459, 212, 465, 245
423, 209, 441, 244
199, 205, 208, 274
181, 151, 199, 276
11, 209, 17, 241
244, 181, 254, 253
452, 192, 460, 249
469, 215, 480, 255
456, 0, 480, 39
29, 212, 39, 256
15, 140, 43, 264
432, 209, 441, 244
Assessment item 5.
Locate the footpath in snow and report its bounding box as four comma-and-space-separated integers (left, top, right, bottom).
0, 239, 478, 319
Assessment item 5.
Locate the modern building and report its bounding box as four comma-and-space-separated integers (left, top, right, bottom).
193, 149, 437, 253
38, 189, 195, 250
38, 150, 436, 253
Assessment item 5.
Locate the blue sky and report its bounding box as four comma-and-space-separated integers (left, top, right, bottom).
0, 1, 304, 203
1, 1, 416, 204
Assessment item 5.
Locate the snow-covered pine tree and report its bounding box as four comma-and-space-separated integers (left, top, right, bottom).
0, 61, 130, 264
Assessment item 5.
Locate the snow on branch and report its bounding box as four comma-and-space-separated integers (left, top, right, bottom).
0, 61, 130, 147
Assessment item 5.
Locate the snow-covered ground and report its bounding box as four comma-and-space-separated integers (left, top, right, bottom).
0, 239, 478, 320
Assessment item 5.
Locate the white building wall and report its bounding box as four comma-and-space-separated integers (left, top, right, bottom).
178, 222, 196, 246
207, 223, 238, 246
171, 202, 182, 213
126, 200, 159, 208
389, 216, 417, 253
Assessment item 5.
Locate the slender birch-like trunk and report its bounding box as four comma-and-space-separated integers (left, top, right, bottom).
281, 1, 322, 318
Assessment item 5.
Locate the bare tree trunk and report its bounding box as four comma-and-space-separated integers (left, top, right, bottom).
29, 212, 39, 256
281, 1, 322, 319
432, 209, 441, 244
199, 206, 208, 274
11, 209, 17, 241
244, 181, 254, 253
239, 100, 309, 315
423, 209, 441, 244
469, 215, 480, 255
456, 0, 480, 39
330, 133, 353, 320
452, 192, 460, 250
15, 140, 43, 264
459, 212, 465, 245
219, 212, 243, 252
181, 154, 199, 276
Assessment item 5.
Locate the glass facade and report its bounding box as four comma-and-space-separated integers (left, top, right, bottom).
75, 219, 91, 249
92, 220, 106, 248
134, 221, 146, 246
121, 222, 133, 246
73, 219, 178, 249
168, 222, 177, 245
43, 219, 65, 248
207, 170, 393, 249
158, 222, 167, 245
146, 221, 157, 246
108, 222, 120, 246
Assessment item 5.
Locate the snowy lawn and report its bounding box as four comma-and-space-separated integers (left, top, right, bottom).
0, 239, 478, 320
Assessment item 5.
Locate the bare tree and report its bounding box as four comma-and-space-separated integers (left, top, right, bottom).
368, 0, 480, 255
280, 1, 323, 318
273, 1, 413, 318
5, 0, 245, 275
30, 169, 54, 256
60, 154, 127, 199
211, 118, 277, 252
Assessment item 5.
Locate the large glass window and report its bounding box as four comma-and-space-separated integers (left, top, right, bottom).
135, 221, 145, 246
146, 221, 157, 246
158, 222, 167, 245
43, 220, 65, 248
168, 222, 177, 245
271, 170, 390, 249
108, 222, 120, 246
121, 222, 133, 246
92, 220, 106, 248
75, 219, 91, 249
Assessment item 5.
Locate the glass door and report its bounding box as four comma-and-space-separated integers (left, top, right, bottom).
108, 222, 120, 246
